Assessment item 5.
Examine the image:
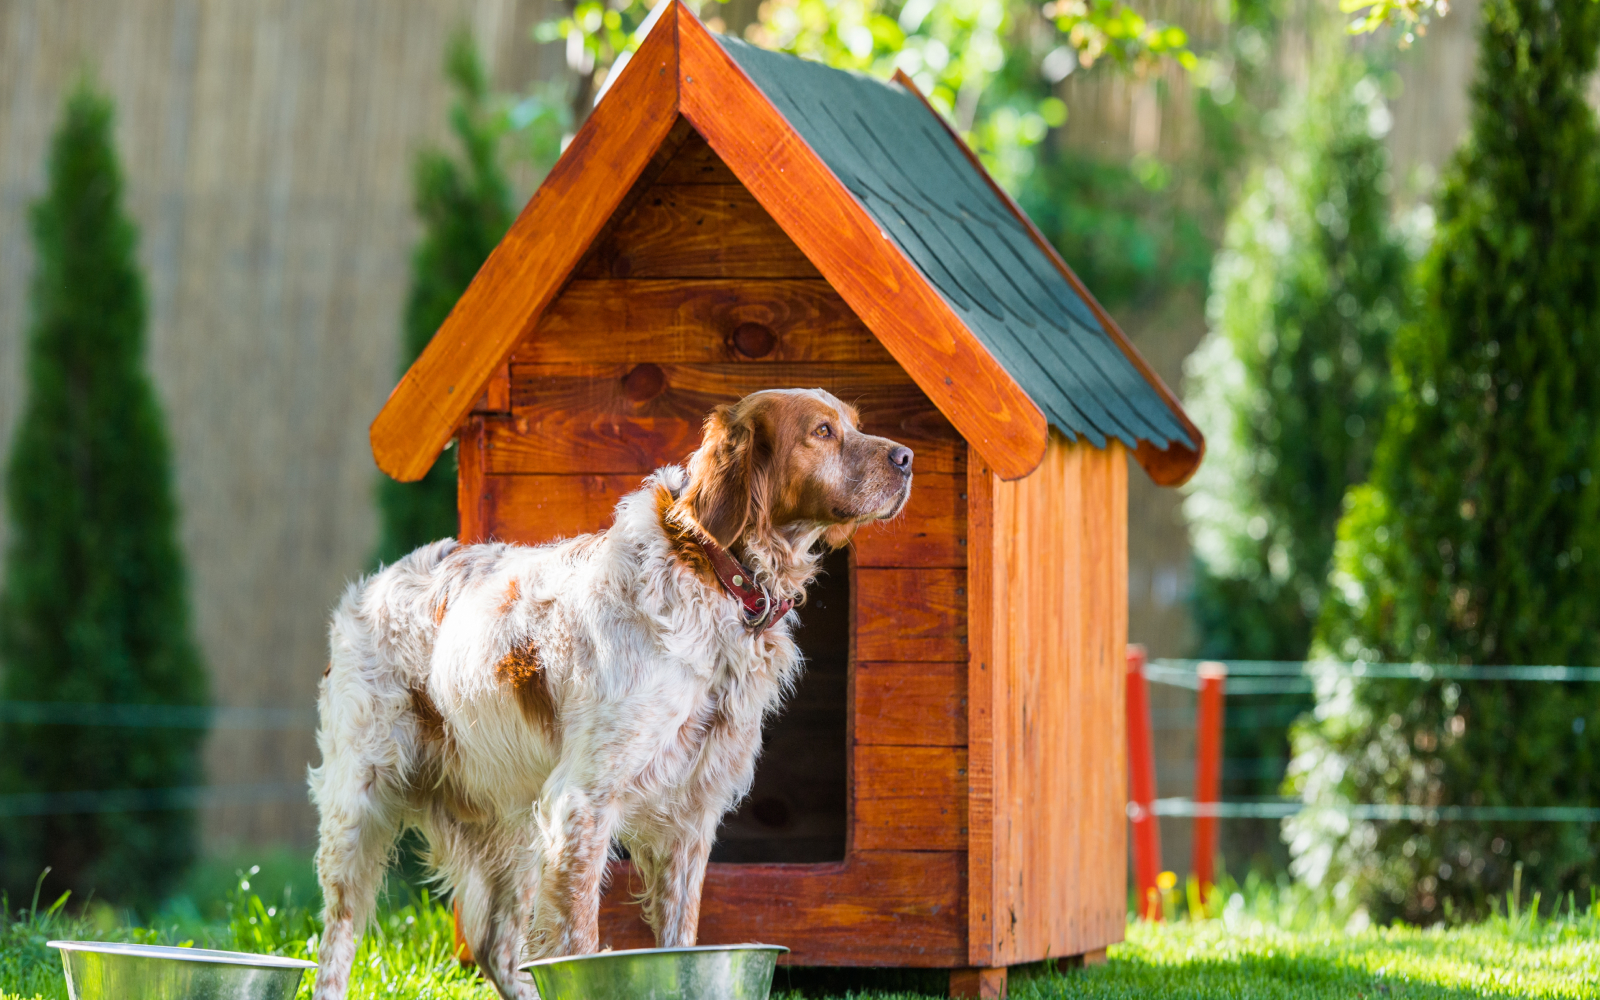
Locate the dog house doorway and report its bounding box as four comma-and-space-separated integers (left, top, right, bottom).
709, 545, 850, 863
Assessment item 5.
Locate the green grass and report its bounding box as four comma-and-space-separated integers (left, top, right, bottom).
1, 870, 485, 1000
5, 871, 1598, 999
1030, 914, 1600, 999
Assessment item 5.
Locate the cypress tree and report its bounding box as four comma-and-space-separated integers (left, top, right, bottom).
0, 80, 207, 907
1292, 0, 1600, 921
374, 31, 515, 564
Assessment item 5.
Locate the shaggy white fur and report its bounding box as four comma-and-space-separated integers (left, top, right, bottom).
308, 389, 911, 1000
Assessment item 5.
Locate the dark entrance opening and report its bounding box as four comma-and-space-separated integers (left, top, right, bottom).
710, 546, 850, 862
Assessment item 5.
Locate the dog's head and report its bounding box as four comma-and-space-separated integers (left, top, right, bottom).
677, 388, 913, 553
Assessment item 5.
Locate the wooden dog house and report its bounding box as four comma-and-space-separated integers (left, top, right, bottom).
370, 5, 1202, 995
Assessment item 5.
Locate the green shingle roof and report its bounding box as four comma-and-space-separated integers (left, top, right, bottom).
719, 35, 1194, 453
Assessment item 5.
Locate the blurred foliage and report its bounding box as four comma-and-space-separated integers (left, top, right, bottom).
1184, 50, 1417, 666
533, 0, 1292, 317
1342, 0, 1453, 46
374, 32, 560, 565
0, 80, 207, 909
541, 0, 1191, 193
1292, 0, 1600, 924
1019, 154, 1213, 308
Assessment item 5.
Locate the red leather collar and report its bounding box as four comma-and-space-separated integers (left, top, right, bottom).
696, 537, 793, 633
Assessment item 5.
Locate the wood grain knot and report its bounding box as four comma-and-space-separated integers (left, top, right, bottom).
623, 363, 667, 403
731, 321, 777, 359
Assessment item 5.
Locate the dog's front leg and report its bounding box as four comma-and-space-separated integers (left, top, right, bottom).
641, 831, 714, 948
529, 784, 615, 958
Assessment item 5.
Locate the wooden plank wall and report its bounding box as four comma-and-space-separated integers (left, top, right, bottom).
476, 129, 969, 966
967, 436, 1128, 966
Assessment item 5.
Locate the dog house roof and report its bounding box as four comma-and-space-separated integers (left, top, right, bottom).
719, 37, 1194, 466
369, 2, 1202, 486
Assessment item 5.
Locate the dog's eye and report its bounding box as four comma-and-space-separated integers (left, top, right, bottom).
814, 423, 833, 439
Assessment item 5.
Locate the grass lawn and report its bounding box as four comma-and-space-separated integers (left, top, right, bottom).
4, 874, 1597, 999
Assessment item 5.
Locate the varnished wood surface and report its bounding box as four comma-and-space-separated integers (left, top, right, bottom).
856, 568, 967, 662
949, 967, 1007, 999
368, 19, 681, 482
490, 363, 963, 475
479, 469, 963, 564
852, 472, 967, 568
854, 661, 967, 746
479, 474, 643, 545
471, 364, 511, 414
576, 184, 822, 279
674, 6, 1047, 481
514, 279, 893, 364
456, 419, 487, 544
598, 852, 967, 966
853, 746, 967, 851
967, 436, 1127, 965
654, 131, 742, 184
965, 457, 998, 968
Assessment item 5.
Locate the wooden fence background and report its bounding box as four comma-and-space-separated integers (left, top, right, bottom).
0, 0, 1479, 851
0, 0, 565, 849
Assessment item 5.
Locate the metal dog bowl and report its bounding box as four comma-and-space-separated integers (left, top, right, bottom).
48, 940, 315, 1000
522, 943, 787, 1000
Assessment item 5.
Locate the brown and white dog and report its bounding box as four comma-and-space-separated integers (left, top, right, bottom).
308, 388, 912, 1000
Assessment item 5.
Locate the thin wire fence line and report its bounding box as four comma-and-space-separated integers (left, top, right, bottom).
0, 782, 309, 817
1152, 658, 1600, 683
1141, 797, 1600, 823
1144, 663, 1313, 694
0, 702, 315, 729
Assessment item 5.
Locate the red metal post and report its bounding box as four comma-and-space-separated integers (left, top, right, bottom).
1125, 645, 1162, 921
1191, 661, 1227, 894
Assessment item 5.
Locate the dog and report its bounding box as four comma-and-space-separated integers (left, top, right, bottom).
308, 388, 912, 1000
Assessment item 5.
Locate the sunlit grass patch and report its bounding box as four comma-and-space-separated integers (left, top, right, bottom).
6, 869, 1599, 1000
1, 871, 491, 1000
1017, 898, 1600, 999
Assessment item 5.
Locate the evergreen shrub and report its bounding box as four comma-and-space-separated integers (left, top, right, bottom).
1290, 0, 1600, 921
0, 80, 207, 907
373, 32, 517, 565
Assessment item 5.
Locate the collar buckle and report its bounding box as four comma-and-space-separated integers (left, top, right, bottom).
695, 537, 793, 633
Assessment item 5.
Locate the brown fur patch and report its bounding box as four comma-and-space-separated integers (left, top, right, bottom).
496, 643, 556, 734
658, 485, 717, 586
497, 578, 521, 616
411, 686, 448, 748
433, 596, 449, 626
441, 777, 491, 825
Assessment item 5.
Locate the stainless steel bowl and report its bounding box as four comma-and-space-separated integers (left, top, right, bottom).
521, 944, 787, 1000
48, 940, 316, 1000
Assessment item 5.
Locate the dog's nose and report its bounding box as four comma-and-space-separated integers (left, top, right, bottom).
888, 446, 913, 473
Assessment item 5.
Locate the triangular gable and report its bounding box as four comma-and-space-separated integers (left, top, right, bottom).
370, 1, 1201, 485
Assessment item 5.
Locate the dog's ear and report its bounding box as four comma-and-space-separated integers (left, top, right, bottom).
682, 404, 755, 547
